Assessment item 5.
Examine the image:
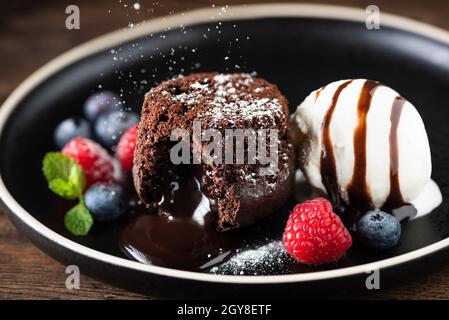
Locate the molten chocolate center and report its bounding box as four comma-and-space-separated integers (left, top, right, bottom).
119, 167, 235, 271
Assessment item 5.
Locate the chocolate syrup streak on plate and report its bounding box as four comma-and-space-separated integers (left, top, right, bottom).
320, 80, 352, 212
347, 80, 379, 211
119, 168, 236, 271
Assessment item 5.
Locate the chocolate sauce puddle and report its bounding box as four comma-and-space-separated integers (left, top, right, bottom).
119, 167, 236, 271
347, 80, 379, 210
320, 80, 352, 212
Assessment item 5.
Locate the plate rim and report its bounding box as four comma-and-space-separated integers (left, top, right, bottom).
1, 3, 449, 285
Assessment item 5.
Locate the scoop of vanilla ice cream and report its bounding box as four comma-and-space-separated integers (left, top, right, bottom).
290, 79, 432, 212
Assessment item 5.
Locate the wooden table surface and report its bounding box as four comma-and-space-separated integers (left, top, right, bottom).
1, 0, 449, 300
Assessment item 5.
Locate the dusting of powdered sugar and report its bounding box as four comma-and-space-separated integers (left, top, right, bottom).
190, 81, 211, 91
172, 92, 198, 105
204, 98, 282, 127
168, 73, 284, 126
208, 240, 292, 275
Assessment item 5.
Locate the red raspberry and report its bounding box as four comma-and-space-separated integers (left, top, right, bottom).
62, 137, 115, 187
115, 124, 138, 172
283, 198, 352, 265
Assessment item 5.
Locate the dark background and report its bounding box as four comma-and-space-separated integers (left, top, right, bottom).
1, 0, 449, 299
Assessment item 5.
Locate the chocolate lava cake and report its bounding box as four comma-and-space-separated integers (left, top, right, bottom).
134, 73, 294, 231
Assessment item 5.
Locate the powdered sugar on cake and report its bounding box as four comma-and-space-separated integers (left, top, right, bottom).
166, 73, 285, 128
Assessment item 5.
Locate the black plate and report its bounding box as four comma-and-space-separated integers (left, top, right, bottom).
1, 4, 449, 297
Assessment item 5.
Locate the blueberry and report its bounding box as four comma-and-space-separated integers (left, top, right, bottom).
94, 110, 139, 149
84, 91, 122, 121
54, 117, 92, 149
357, 211, 401, 250
84, 183, 128, 221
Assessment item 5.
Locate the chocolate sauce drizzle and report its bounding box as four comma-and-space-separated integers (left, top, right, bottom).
320, 80, 414, 222
315, 88, 323, 101
320, 80, 352, 211
382, 96, 406, 210
347, 80, 380, 209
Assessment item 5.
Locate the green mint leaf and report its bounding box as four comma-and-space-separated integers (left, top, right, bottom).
42, 152, 86, 200
64, 202, 93, 236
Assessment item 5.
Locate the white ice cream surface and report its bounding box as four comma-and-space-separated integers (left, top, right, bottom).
411, 179, 442, 218
290, 79, 441, 217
